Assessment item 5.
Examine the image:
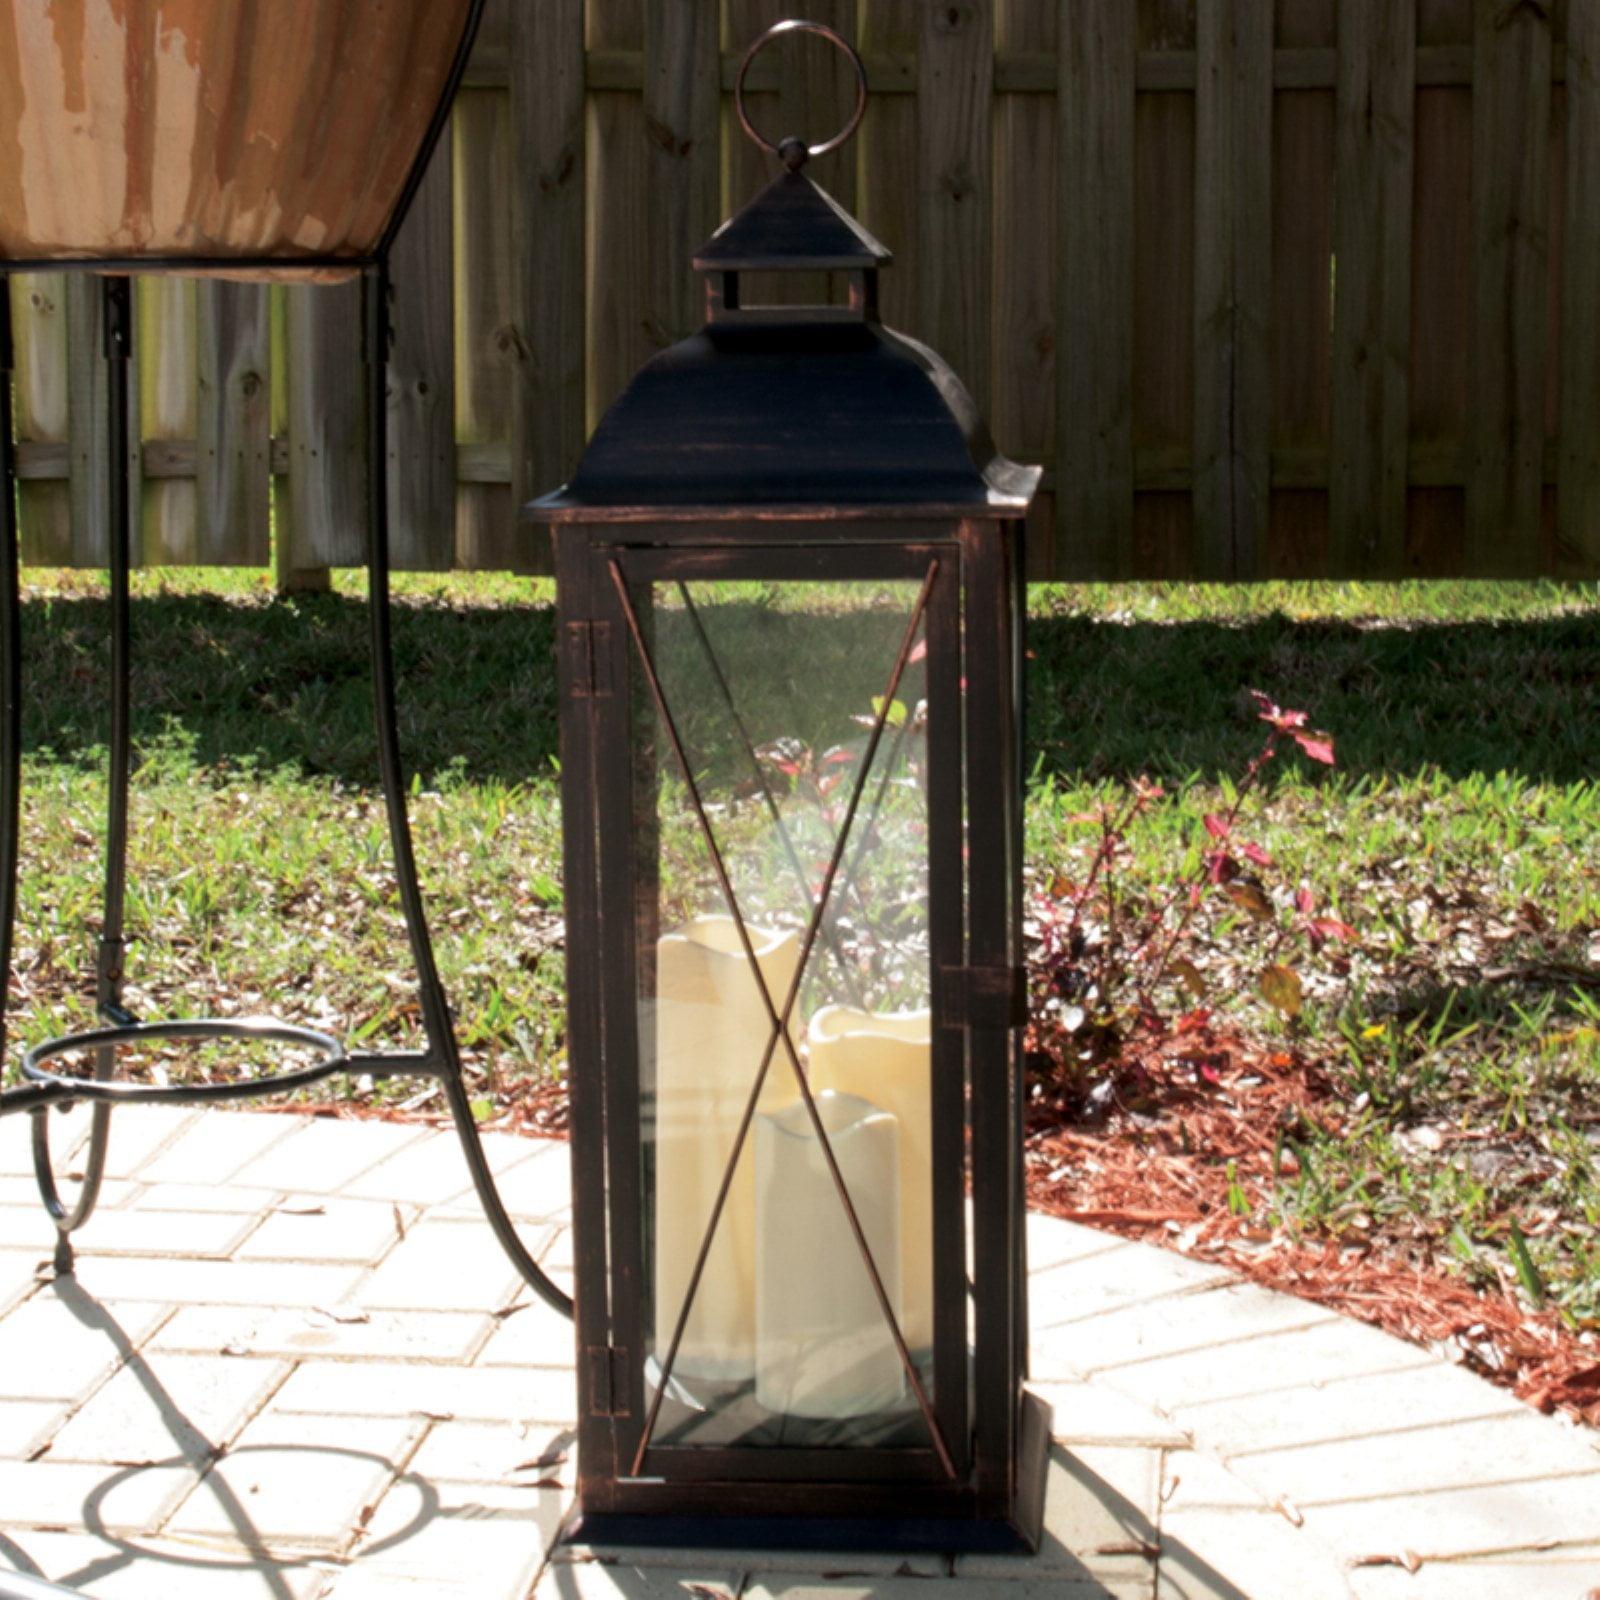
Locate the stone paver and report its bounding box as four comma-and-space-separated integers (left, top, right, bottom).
45, 1352, 289, 1467
165, 1408, 425, 1551
152, 1303, 492, 1364
349, 1216, 538, 1313
0, 1202, 260, 1258
0, 1297, 170, 1402
0, 1105, 1593, 1600
236, 1198, 413, 1265
226, 1120, 430, 1197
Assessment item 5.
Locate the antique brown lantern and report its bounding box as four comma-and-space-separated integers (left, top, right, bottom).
529, 21, 1047, 1553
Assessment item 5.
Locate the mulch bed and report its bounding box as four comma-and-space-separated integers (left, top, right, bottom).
1025, 1017, 1600, 1430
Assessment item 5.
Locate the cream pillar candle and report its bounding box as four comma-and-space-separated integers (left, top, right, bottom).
808, 1006, 933, 1354
651, 914, 802, 1385
754, 1090, 904, 1419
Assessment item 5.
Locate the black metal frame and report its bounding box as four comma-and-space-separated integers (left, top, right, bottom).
0, 0, 572, 1318
554, 520, 1046, 1552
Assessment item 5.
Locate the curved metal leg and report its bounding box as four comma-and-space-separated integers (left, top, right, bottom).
362, 265, 572, 1319
32, 278, 133, 1270
0, 287, 22, 1083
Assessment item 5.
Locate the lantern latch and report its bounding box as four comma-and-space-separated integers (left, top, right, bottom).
941, 965, 1028, 1030
585, 1344, 632, 1417
565, 620, 613, 699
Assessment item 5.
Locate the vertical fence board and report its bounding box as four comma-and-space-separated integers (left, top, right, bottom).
1330, 0, 1414, 575
1408, 50, 1472, 573
920, 0, 994, 415
136, 277, 197, 564
587, 2, 651, 429
9, 274, 72, 565
1131, 0, 1197, 579
454, 88, 517, 570
1468, 0, 1552, 575
994, 0, 1055, 576
195, 283, 271, 568
510, 0, 585, 550
1268, 8, 1335, 577
1193, 0, 1271, 577
1559, 0, 1600, 572
66, 275, 127, 569
388, 133, 456, 570
858, 1, 921, 334
1059, 0, 1135, 580
645, 0, 721, 350
281, 281, 364, 576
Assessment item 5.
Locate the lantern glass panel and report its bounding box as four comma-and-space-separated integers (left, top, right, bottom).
632, 574, 937, 1451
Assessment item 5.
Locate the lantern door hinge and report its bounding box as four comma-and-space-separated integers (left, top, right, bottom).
941, 965, 1028, 1029
585, 1344, 632, 1416
565, 620, 613, 699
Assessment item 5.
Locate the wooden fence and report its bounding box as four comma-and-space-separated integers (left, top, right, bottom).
6, 0, 1600, 583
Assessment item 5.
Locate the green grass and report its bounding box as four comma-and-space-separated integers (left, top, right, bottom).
6, 568, 1599, 1320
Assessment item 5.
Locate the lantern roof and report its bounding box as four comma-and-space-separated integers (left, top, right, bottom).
529, 24, 1039, 526
693, 169, 892, 273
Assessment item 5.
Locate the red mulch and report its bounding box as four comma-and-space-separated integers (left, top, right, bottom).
1025, 1017, 1600, 1429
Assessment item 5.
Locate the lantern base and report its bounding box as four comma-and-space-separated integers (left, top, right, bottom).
564, 1389, 1051, 1556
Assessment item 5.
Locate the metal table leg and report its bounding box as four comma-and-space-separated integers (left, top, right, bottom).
0, 269, 572, 1321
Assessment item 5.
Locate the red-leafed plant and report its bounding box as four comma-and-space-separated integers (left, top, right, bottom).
1027, 690, 1355, 1096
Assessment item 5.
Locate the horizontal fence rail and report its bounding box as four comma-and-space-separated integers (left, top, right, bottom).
5, 0, 1599, 582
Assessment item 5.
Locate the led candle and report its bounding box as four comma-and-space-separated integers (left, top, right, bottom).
808, 1006, 933, 1354
651, 915, 801, 1385
754, 1090, 903, 1419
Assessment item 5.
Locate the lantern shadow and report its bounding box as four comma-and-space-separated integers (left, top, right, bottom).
1026, 609, 1600, 785
17, 591, 1599, 790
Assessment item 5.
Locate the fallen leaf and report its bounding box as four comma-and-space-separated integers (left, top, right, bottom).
1259, 964, 1304, 1018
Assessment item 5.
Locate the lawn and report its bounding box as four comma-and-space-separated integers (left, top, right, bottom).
3, 569, 1597, 1391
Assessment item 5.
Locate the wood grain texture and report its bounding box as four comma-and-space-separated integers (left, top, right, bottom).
1330, 0, 1414, 575
0, 0, 477, 275
510, 0, 585, 518
196, 282, 270, 566
1059, 0, 1136, 578
66, 275, 127, 569
586, 0, 652, 433
994, 0, 1055, 575
644, 0, 720, 349
9, 274, 72, 564
858, 1, 922, 334
920, 0, 994, 415
452, 89, 517, 572
281, 279, 363, 574
1559, 0, 1600, 573
387, 130, 455, 571
1467, 0, 1552, 576
1193, 0, 1272, 578
136, 276, 196, 563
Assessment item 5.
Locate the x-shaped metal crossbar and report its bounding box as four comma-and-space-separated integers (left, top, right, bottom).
608, 558, 955, 1479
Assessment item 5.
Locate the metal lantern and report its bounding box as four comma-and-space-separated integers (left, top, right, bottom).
529, 21, 1046, 1554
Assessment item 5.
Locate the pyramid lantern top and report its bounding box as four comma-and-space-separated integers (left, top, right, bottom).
527, 19, 1039, 525
693, 170, 891, 275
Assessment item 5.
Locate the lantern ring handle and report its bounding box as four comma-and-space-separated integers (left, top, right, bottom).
734, 19, 868, 168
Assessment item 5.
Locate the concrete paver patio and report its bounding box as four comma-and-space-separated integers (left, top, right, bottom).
0, 1105, 1595, 1599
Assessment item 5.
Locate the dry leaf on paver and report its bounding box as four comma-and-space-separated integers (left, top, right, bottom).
1350, 1551, 1423, 1573
309, 1306, 370, 1326
391, 1203, 407, 1240
274, 1202, 326, 1216
1271, 1495, 1303, 1527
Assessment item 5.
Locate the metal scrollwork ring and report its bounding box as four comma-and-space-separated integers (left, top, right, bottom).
734, 19, 868, 168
